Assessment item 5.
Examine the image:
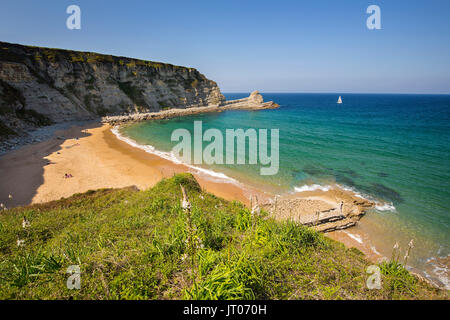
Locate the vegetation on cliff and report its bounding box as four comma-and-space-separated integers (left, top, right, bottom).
0, 174, 445, 300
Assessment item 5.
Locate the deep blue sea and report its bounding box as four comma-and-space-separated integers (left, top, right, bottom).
119, 93, 450, 287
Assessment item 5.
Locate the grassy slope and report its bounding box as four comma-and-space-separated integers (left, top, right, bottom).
0, 174, 446, 300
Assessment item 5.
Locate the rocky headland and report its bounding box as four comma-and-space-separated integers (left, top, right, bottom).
0, 41, 277, 153
0, 41, 223, 144
101, 90, 279, 125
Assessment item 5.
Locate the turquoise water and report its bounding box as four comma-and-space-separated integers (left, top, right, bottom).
120, 93, 450, 287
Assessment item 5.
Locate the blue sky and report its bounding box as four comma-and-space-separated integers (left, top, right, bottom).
1, 0, 449, 93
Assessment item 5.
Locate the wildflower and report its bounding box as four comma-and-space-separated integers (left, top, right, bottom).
8, 194, 12, 199
251, 195, 260, 216
404, 239, 415, 264
17, 238, 25, 247
180, 185, 191, 211
0, 203, 3, 208
251, 204, 260, 216
390, 241, 401, 263
22, 216, 30, 229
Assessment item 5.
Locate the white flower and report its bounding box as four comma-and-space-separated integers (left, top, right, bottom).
251, 204, 260, 216
408, 239, 414, 249
180, 185, 191, 211
182, 199, 191, 211
17, 238, 25, 247
22, 217, 30, 229
393, 242, 399, 250
8, 194, 13, 199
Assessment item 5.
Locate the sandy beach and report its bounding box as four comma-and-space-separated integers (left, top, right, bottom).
0, 123, 256, 207
0, 121, 381, 262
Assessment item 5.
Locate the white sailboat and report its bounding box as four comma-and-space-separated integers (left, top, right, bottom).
337, 96, 342, 104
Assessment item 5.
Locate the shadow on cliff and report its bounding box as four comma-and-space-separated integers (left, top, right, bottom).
0, 121, 102, 209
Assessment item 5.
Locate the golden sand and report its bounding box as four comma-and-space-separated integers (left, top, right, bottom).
0, 122, 378, 262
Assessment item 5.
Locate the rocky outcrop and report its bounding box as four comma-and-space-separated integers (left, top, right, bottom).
262, 194, 374, 233
0, 41, 225, 140
221, 90, 263, 106
102, 91, 279, 125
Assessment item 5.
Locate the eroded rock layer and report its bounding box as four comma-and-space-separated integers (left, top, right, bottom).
0, 41, 225, 139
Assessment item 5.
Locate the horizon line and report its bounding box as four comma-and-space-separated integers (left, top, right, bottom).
222, 91, 450, 95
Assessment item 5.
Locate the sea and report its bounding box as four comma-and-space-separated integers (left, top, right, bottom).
116, 93, 450, 288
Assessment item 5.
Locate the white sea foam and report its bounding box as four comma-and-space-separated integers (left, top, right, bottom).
111, 126, 240, 185
337, 184, 366, 199
426, 255, 450, 290
371, 246, 381, 256
343, 231, 363, 244
432, 266, 449, 290
294, 184, 331, 192
293, 180, 398, 215
337, 184, 397, 212
374, 202, 396, 212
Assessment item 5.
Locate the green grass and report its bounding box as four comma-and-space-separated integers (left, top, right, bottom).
0, 174, 446, 300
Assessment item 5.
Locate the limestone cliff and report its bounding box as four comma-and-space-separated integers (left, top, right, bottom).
0, 41, 225, 139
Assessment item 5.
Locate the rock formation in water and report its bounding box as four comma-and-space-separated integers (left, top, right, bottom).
102, 90, 279, 125
0, 41, 225, 140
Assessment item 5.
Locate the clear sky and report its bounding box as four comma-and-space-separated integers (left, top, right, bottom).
1, 0, 449, 93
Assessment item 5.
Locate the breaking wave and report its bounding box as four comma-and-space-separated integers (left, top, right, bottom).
293, 182, 397, 212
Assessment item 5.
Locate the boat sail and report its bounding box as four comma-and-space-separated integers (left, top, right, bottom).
337, 96, 342, 104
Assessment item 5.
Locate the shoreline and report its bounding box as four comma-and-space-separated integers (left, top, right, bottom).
1, 120, 447, 289
0, 120, 377, 256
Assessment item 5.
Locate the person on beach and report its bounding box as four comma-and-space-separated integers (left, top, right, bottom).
339, 201, 344, 215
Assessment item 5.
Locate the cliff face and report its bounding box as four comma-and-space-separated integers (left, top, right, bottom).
0, 41, 225, 139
